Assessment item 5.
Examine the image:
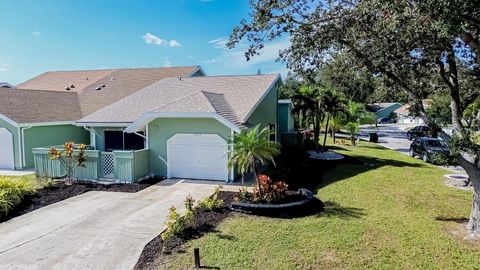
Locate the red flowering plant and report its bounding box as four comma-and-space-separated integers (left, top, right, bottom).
251, 175, 289, 203
48, 142, 87, 183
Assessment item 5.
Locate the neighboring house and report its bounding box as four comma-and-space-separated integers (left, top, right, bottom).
367, 102, 403, 119
0, 66, 205, 170
0, 82, 16, 89
395, 100, 431, 124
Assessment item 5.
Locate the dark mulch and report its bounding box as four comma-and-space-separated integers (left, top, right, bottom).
0, 177, 163, 223
134, 191, 235, 270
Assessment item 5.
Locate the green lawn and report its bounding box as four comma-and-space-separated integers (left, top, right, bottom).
160, 142, 480, 269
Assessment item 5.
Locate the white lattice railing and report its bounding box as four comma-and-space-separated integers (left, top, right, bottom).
101, 152, 115, 179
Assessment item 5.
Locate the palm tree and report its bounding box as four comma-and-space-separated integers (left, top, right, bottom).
228, 125, 280, 195
293, 85, 325, 151
321, 88, 345, 150
345, 122, 360, 146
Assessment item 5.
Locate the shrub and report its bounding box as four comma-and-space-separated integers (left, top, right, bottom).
161, 206, 192, 243
0, 177, 36, 216
252, 175, 288, 203
197, 186, 224, 211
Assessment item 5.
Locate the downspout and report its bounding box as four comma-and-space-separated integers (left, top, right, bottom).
83, 126, 104, 150
229, 129, 235, 183
17, 126, 22, 170
20, 125, 33, 168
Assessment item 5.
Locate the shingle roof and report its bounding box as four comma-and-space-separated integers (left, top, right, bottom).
0, 89, 82, 123
77, 74, 280, 127
1, 66, 202, 124
367, 102, 401, 112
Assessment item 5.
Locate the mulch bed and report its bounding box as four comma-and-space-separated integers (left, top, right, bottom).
134, 191, 235, 270
0, 177, 162, 223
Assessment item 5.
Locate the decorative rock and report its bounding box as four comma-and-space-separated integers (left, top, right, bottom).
308, 151, 344, 160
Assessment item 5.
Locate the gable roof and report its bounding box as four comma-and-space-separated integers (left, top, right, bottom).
0, 89, 82, 124
76, 74, 280, 129
16, 66, 202, 92
1, 66, 203, 124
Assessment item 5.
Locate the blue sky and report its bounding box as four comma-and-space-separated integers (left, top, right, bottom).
0, 0, 289, 84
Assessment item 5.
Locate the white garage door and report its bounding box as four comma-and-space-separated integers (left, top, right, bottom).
0, 128, 14, 169
167, 134, 228, 181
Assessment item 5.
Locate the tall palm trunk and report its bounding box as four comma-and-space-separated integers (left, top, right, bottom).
313, 116, 321, 152
322, 116, 330, 151
252, 160, 262, 197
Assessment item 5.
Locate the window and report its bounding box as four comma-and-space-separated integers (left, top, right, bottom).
269, 124, 276, 141
104, 131, 144, 151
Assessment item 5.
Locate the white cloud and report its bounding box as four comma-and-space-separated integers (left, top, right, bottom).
169, 40, 181, 47
142, 33, 182, 47
208, 37, 291, 69
208, 37, 228, 49
0, 63, 8, 72
32, 31, 42, 37
164, 59, 172, 67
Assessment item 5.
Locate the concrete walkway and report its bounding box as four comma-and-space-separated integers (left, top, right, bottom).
0, 179, 223, 270
0, 169, 35, 177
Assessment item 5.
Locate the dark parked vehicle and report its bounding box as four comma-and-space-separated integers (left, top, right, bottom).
406, 125, 433, 140
409, 137, 449, 163
377, 117, 396, 124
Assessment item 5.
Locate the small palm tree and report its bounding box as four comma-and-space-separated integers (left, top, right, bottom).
293, 85, 325, 151
345, 122, 360, 146
321, 88, 345, 150
228, 125, 280, 195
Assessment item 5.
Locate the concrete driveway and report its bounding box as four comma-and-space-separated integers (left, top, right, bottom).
0, 179, 224, 270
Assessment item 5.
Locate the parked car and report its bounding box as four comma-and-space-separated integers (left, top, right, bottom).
377, 117, 396, 124
409, 137, 450, 163
406, 125, 433, 140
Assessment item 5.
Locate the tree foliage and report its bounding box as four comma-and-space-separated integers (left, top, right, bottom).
228, 0, 480, 234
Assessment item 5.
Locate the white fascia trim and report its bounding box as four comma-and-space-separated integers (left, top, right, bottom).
74, 122, 131, 127
188, 66, 206, 77
125, 112, 241, 133
243, 74, 282, 122
18, 121, 75, 127
0, 113, 18, 127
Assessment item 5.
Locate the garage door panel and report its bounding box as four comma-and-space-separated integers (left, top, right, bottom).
168, 134, 228, 181
0, 128, 14, 170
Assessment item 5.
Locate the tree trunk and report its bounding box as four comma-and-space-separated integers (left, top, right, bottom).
333, 130, 336, 144
252, 161, 262, 197
459, 155, 480, 235
351, 134, 355, 146
313, 117, 320, 152
322, 116, 330, 151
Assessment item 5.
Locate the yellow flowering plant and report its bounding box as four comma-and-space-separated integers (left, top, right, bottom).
48, 142, 87, 182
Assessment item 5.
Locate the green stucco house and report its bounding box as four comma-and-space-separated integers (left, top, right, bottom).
2, 66, 289, 183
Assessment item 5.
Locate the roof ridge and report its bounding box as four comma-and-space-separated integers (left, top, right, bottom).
151, 91, 209, 112
175, 73, 280, 79
42, 65, 200, 73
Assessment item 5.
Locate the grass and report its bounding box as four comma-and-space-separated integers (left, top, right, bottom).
159, 141, 480, 269
0, 175, 38, 216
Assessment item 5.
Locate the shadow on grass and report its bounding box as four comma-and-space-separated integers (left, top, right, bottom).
315, 154, 427, 192
318, 201, 365, 219
435, 216, 469, 223
268, 144, 428, 192
216, 233, 237, 241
